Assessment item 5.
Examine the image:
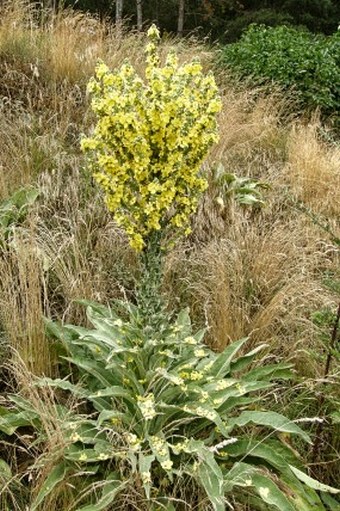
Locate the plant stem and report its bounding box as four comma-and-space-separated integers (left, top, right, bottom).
311, 301, 340, 470
135, 231, 166, 329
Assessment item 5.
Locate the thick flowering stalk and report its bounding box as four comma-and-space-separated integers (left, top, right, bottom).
81, 25, 221, 251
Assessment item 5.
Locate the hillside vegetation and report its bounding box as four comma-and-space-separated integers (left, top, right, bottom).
0, 1, 339, 510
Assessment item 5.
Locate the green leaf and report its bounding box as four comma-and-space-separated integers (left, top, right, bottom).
288, 465, 340, 494
173, 308, 192, 337
237, 194, 263, 205
223, 461, 259, 492
86, 308, 124, 341
0, 459, 12, 481
77, 300, 115, 318
197, 460, 225, 511
228, 411, 312, 444
62, 357, 117, 387
225, 462, 296, 509
210, 338, 249, 378
139, 453, 155, 499
36, 377, 89, 399
44, 318, 73, 343
88, 386, 133, 401
76, 473, 125, 511
0, 409, 38, 435
0, 187, 38, 232
230, 344, 268, 373
211, 381, 274, 416
77, 329, 124, 351
251, 473, 296, 511
329, 411, 340, 424
97, 410, 127, 426
6, 187, 39, 210
182, 440, 225, 511
65, 420, 105, 445
227, 441, 326, 507
320, 493, 340, 510
65, 446, 113, 463
243, 363, 293, 382
223, 439, 294, 473
31, 462, 70, 511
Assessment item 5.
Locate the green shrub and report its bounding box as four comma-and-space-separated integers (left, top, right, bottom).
220, 25, 340, 119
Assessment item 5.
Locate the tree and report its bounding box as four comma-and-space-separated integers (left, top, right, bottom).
178, 0, 185, 35
116, 0, 123, 27
136, 0, 143, 31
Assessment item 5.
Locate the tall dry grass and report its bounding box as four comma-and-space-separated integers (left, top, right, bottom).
35, 165, 138, 324
0, 227, 52, 376
284, 119, 340, 222
166, 212, 336, 373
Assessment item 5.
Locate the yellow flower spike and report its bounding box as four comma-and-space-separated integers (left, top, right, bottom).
147, 24, 160, 41
95, 61, 109, 80
81, 29, 221, 251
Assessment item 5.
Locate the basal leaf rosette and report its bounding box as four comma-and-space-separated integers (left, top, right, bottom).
81, 25, 221, 251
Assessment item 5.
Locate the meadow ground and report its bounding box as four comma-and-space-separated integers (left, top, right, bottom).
0, 1, 339, 509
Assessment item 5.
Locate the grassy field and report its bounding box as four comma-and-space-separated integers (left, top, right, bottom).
0, 1, 339, 509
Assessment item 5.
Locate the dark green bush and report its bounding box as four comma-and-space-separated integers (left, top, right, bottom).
220, 25, 340, 119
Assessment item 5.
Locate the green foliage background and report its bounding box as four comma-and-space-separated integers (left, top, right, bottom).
220, 25, 340, 119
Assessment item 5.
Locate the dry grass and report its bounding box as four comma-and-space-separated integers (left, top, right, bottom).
284, 119, 340, 222
0, 227, 53, 376
166, 212, 336, 374
0, 0, 209, 93
211, 87, 288, 167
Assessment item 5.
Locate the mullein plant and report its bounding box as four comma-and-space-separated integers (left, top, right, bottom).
1, 25, 339, 511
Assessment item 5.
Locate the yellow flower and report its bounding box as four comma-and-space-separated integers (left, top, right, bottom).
147, 24, 160, 40
141, 471, 152, 484
137, 393, 157, 420
125, 432, 142, 451
199, 391, 209, 403
194, 348, 207, 358
71, 432, 82, 442
215, 380, 233, 391
190, 371, 203, 381
81, 26, 221, 251
184, 336, 197, 345
161, 459, 173, 471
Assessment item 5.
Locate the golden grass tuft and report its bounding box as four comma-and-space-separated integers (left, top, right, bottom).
284, 119, 340, 222
213, 90, 284, 158
0, 226, 53, 376
34, 165, 138, 324
166, 215, 335, 373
